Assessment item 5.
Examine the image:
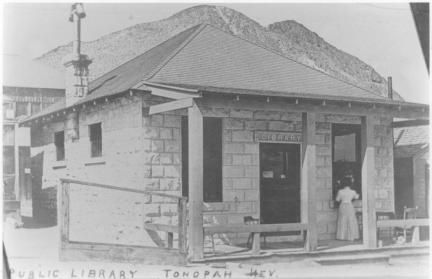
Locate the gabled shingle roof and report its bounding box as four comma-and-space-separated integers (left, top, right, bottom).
22, 24, 425, 124
146, 25, 385, 100
83, 24, 204, 103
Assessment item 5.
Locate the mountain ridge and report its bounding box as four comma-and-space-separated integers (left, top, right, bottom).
36, 5, 398, 100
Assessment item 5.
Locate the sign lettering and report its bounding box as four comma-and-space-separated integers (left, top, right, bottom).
254, 131, 302, 143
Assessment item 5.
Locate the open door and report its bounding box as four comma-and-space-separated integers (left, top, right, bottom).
260, 143, 301, 224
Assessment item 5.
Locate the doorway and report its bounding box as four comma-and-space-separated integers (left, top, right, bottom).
260, 143, 301, 224
394, 157, 414, 217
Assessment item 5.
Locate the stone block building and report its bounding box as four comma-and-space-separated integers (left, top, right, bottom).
21, 24, 428, 262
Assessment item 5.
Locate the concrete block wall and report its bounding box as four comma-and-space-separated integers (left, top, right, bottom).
141, 96, 183, 226
31, 95, 151, 246
31, 93, 397, 247
199, 105, 303, 244
314, 114, 396, 240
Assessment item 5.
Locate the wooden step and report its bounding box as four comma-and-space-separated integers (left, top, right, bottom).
389, 247, 429, 258
315, 253, 390, 265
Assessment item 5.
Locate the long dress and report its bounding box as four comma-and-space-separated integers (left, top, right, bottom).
336, 187, 360, 241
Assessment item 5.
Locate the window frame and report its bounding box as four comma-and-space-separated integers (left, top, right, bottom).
331, 123, 362, 199
89, 122, 103, 158
54, 131, 65, 161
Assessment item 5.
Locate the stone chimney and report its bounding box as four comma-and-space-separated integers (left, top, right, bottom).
63, 3, 92, 107
387, 76, 393, 99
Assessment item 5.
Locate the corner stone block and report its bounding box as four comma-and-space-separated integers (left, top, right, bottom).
224, 143, 245, 153
244, 143, 259, 154
144, 178, 160, 190
223, 178, 234, 189
281, 112, 302, 121
223, 166, 244, 178
232, 154, 252, 165
244, 166, 259, 178
268, 121, 294, 131
232, 178, 253, 189
245, 120, 268, 130
164, 165, 181, 178
172, 153, 181, 165
225, 118, 244, 130
223, 154, 233, 165
159, 153, 173, 165
254, 111, 281, 120
223, 130, 232, 141
164, 115, 181, 128
151, 166, 164, 177
230, 109, 253, 119
159, 128, 173, 139
143, 165, 152, 178
151, 140, 164, 152
232, 131, 253, 142
244, 190, 259, 201
143, 127, 159, 139
224, 190, 244, 202
160, 178, 181, 191
164, 140, 180, 152
150, 115, 164, 127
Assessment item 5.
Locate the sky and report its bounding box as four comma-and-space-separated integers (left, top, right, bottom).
2, 2, 429, 104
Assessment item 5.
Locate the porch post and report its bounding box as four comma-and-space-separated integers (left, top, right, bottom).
187, 101, 204, 260
302, 112, 318, 251
361, 115, 377, 248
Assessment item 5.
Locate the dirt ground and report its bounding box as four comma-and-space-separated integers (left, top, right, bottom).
3, 222, 430, 279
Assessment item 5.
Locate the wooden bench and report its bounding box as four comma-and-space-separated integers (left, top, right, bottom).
376, 218, 429, 244
204, 223, 309, 254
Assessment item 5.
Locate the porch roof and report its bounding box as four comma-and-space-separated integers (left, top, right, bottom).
20, 24, 427, 126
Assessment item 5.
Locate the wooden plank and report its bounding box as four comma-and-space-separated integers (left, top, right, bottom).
204, 223, 308, 234
392, 119, 429, 128
59, 182, 70, 247
61, 241, 186, 265
144, 229, 165, 248
188, 101, 204, 260
59, 178, 186, 200
142, 82, 201, 100
377, 218, 429, 228
167, 232, 174, 249
144, 223, 179, 233
252, 233, 260, 255
149, 98, 194, 115
178, 198, 188, 254
302, 112, 318, 251
361, 116, 377, 248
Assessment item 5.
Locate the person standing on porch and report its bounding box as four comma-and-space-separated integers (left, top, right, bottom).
336, 177, 360, 241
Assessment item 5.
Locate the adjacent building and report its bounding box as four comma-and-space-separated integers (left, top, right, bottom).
3, 56, 64, 222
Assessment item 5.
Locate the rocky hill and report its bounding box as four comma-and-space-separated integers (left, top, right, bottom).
36, 5, 394, 99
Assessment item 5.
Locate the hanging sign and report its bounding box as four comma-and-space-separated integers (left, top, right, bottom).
254, 131, 302, 143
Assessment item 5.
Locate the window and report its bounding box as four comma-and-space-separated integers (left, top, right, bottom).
332, 124, 361, 198
16, 102, 28, 117
54, 131, 65, 161
31, 102, 41, 115
89, 123, 102, 157
182, 117, 223, 202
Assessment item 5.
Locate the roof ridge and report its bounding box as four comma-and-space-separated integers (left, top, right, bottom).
89, 24, 206, 93
199, 24, 389, 101
134, 23, 208, 88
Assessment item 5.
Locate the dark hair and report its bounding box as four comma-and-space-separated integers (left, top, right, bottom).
340, 176, 353, 188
